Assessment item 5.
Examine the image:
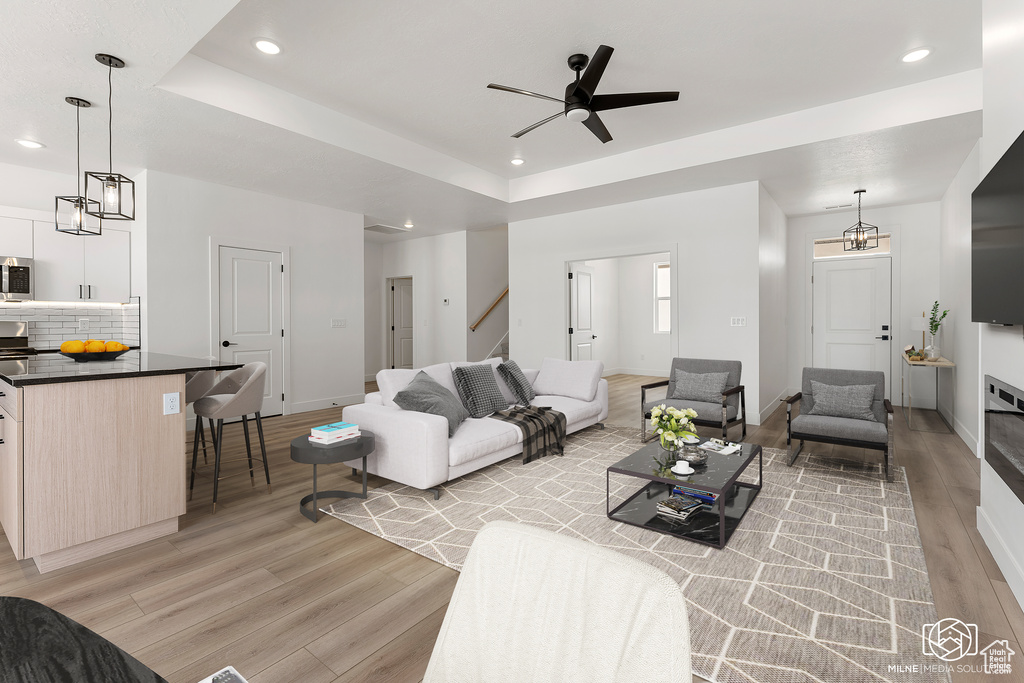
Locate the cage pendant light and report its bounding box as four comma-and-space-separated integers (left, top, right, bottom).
843, 189, 879, 251
55, 97, 102, 236
85, 53, 134, 221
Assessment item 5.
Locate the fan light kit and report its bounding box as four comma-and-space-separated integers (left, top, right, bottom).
55, 97, 102, 236
16, 139, 44, 149
901, 47, 931, 63
842, 190, 879, 251
488, 45, 679, 144
85, 54, 134, 222
254, 39, 281, 55
404, 221, 414, 229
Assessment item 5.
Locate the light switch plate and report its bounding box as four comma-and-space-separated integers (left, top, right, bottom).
730, 317, 747, 327
163, 392, 180, 415
330, 318, 347, 328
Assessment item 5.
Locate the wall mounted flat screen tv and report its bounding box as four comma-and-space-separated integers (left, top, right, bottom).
973, 129, 1024, 325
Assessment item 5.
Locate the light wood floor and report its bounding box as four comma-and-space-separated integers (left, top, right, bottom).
0, 375, 1021, 683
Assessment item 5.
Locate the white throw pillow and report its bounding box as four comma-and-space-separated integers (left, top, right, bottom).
377, 362, 460, 407
531, 358, 603, 402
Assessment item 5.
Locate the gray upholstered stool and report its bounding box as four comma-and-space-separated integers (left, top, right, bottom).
189, 362, 271, 512
185, 369, 217, 463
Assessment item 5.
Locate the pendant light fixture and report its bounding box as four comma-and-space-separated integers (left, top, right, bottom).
55, 97, 102, 236
85, 53, 134, 221
843, 189, 879, 251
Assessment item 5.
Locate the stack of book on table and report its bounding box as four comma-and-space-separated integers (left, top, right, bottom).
671, 485, 718, 508
656, 496, 704, 523
309, 421, 360, 445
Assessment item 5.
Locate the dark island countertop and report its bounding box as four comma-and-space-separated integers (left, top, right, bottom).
0, 352, 243, 387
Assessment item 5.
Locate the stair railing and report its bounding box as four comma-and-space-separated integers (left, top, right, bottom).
470, 286, 509, 331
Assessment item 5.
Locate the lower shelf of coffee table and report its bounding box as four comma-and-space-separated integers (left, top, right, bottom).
608, 480, 759, 548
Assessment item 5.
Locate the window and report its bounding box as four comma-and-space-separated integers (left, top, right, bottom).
654, 262, 671, 333
813, 233, 891, 259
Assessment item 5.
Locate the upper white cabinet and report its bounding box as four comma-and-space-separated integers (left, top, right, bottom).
32, 221, 131, 302
0, 217, 34, 258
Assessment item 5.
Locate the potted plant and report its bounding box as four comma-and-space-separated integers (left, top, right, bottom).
649, 404, 698, 453
926, 301, 949, 360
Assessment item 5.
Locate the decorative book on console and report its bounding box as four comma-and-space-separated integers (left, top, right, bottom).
310, 421, 360, 444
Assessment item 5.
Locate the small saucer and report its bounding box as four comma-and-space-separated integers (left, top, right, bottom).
680, 434, 700, 444
671, 463, 695, 476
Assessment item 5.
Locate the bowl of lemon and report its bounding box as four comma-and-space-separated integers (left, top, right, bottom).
59, 339, 131, 362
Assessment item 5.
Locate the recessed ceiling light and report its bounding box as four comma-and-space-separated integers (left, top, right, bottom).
404, 221, 414, 229
510, 158, 525, 166
253, 39, 281, 55
16, 139, 44, 149
901, 47, 931, 63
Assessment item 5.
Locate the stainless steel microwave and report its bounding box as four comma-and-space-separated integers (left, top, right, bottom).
1, 257, 33, 301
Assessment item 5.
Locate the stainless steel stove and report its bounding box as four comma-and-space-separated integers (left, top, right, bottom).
0, 321, 36, 360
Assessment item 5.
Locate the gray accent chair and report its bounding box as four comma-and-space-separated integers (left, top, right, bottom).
784, 367, 894, 482
641, 358, 746, 442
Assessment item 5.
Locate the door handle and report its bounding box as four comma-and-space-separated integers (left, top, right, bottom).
592, 334, 598, 339
79, 284, 83, 299
875, 335, 889, 340
87, 284, 93, 299
222, 341, 238, 347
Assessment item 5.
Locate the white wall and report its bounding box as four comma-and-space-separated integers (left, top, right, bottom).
758, 185, 788, 422
143, 170, 365, 412
466, 226, 508, 361
938, 142, 981, 451
616, 253, 673, 376
381, 231, 468, 366
364, 240, 384, 380
787, 201, 942, 407
509, 182, 764, 422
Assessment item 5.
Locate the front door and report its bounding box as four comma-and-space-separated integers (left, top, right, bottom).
570, 265, 595, 361
812, 257, 892, 397
390, 277, 414, 369
218, 246, 284, 416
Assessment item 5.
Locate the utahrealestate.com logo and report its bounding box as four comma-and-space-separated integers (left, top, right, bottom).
918, 618, 1015, 675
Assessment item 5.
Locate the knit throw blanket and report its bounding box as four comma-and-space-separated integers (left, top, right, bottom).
491, 405, 567, 464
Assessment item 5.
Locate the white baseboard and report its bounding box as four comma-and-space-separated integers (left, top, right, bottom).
365, 373, 378, 382
603, 367, 669, 378
290, 394, 365, 413
952, 414, 980, 457
758, 389, 788, 425
977, 504, 1024, 614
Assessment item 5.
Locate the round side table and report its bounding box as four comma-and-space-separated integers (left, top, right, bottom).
290, 430, 375, 523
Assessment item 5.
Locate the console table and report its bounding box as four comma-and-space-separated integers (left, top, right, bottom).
900, 354, 955, 432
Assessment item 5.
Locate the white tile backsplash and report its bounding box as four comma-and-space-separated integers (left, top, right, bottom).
0, 297, 141, 350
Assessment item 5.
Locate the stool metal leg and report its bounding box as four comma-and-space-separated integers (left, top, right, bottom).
198, 418, 209, 464
255, 411, 271, 494
242, 414, 254, 487
189, 420, 201, 501
212, 418, 224, 513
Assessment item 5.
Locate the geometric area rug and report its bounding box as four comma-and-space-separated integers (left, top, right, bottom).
324, 425, 946, 683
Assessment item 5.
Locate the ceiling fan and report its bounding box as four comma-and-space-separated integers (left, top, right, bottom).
487, 45, 679, 144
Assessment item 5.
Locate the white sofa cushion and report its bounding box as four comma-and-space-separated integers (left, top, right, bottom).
448, 417, 523, 467
451, 358, 518, 406
377, 362, 459, 407
531, 359, 604, 402
531, 395, 602, 429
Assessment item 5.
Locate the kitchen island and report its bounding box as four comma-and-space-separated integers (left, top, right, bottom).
0, 352, 242, 572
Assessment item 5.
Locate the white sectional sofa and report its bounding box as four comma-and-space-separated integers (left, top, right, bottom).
343, 358, 609, 497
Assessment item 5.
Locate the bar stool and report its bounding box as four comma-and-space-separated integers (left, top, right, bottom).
185, 370, 217, 463
189, 362, 271, 512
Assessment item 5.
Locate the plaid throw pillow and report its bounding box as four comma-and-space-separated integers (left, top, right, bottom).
497, 360, 535, 405
808, 381, 876, 421
671, 370, 729, 403
453, 364, 511, 418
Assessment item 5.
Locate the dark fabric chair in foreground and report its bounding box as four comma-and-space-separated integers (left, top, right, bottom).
640, 358, 746, 442
784, 367, 894, 481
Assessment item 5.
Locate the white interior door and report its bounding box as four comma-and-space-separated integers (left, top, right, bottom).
219, 246, 284, 416
570, 266, 595, 361
812, 257, 892, 397
391, 277, 414, 369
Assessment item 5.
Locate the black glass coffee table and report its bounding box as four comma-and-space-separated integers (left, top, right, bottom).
606, 439, 762, 549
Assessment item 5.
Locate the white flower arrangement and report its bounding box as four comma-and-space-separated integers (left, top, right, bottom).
650, 404, 698, 451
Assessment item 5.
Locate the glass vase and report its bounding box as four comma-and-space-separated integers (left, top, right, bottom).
925, 333, 940, 360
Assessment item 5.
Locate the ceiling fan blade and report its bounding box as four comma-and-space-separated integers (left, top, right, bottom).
590, 91, 680, 112
488, 83, 566, 105
582, 111, 612, 143
573, 45, 614, 100
512, 111, 564, 138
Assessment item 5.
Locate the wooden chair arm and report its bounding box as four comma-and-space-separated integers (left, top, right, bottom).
640, 380, 669, 391
783, 392, 802, 405
884, 399, 893, 414
722, 385, 744, 397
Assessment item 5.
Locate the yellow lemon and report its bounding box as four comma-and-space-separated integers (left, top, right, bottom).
104, 341, 123, 352
61, 340, 86, 353
84, 340, 106, 353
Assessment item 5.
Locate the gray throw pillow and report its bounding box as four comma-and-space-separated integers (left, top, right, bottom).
808, 380, 876, 421
497, 360, 535, 405
394, 371, 470, 436
671, 370, 729, 403
453, 364, 511, 418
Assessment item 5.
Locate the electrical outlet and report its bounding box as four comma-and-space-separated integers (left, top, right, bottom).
330, 318, 347, 328
730, 317, 747, 327
640, 353, 645, 361
443, 298, 449, 306
163, 392, 180, 415
78, 318, 89, 332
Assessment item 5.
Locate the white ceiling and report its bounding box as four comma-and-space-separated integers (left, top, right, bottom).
0, 0, 984, 241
